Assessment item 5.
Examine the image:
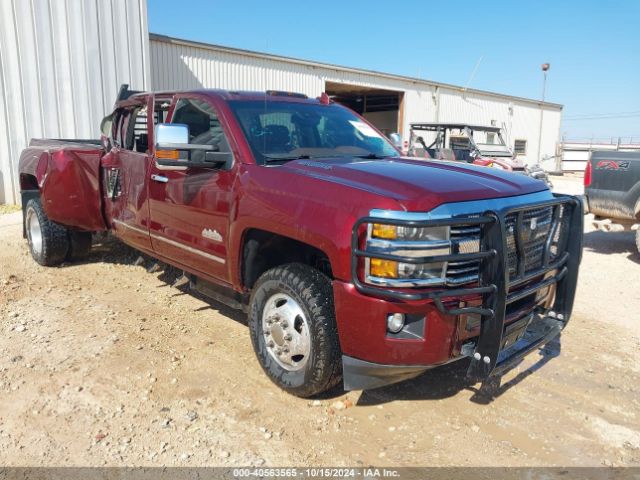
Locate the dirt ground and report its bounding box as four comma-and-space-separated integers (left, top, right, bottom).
1, 176, 639, 467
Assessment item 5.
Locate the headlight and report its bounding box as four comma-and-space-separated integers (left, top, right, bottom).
372, 223, 449, 242
366, 221, 450, 285
369, 258, 446, 280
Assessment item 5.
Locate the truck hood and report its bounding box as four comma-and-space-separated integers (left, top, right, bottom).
281, 156, 548, 211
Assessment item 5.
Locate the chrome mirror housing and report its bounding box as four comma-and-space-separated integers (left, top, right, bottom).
155, 123, 189, 146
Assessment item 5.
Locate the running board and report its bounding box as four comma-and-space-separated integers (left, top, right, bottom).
189, 276, 248, 312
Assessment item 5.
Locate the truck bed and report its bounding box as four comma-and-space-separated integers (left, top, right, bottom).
585, 151, 640, 221
19, 139, 107, 232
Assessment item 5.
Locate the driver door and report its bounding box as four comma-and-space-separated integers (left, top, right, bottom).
147, 95, 235, 282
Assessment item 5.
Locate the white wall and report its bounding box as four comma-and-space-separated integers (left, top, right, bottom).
150, 34, 562, 169
0, 0, 150, 204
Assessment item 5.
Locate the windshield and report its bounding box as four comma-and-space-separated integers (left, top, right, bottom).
228, 100, 398, 164
473, 130, 513, 157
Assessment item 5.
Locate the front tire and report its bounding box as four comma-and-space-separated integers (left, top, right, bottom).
25, 198, 69, 266
248, 263, 342, 397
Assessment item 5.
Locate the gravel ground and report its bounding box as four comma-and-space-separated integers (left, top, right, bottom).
0, 178, 639, 467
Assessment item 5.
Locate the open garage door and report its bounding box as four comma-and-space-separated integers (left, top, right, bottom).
325, 82, 403, 138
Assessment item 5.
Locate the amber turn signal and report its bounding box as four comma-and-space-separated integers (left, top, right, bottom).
370, 258, 398, 278
156, 149, 179, 160
371, 223, 397, 239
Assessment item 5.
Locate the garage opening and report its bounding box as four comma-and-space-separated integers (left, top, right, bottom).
325, 82, 403, 137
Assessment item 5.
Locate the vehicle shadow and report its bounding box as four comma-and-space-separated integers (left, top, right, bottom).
355, 335, 562, 406
59, 235, 250, 325
63, 235, 565, 404
63, 234, 143, 266
156, 266, 249, 327
583, 230, 639, 263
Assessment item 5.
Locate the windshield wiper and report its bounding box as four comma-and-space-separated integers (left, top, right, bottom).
263, 154, 312, 163
353, 153, 392, 159
263, 154, 353, 163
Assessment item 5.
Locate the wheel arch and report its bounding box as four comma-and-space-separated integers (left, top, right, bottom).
239, 228, 334, 291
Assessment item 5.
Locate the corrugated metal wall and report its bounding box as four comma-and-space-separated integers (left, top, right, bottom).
0, 0, 150, 204
149, 34, 562, 168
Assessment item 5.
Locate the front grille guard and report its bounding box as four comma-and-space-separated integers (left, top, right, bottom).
350, 194, 583, 380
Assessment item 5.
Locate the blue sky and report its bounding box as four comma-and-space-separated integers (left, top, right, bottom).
149, 0, 640, 140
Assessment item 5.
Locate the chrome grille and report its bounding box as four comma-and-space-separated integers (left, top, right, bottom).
446, 204, 570, 286
549, 204, 569, 259
447, 224, 481, 285
505, 206, 563, 279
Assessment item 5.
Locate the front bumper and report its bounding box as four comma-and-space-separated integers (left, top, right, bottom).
341, 314, 564, 390
337, 193, 583, 391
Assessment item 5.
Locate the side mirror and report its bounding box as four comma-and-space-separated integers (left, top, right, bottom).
388, 132, 402, 149
156, 123, 189, 145
154, 123, 232, 169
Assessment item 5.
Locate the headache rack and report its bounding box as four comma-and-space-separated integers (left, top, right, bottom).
351, 194, 583, 381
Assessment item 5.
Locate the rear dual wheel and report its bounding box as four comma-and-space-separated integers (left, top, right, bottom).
25, 198, 92, 266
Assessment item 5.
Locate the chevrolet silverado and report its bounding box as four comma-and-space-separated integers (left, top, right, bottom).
18, 86, 583, 397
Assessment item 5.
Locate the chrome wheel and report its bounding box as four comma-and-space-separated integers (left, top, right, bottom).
261, 293, 311, 371
27, 207, 43, 256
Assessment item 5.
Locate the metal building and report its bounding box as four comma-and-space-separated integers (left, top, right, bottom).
0, 0, 563, 205
150, 33, 562, 170
0, 0, 150, 204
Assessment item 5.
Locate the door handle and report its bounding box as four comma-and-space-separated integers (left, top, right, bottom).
151, 174, 169, 183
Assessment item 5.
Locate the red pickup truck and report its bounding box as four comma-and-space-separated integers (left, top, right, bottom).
18, 85, 583, 397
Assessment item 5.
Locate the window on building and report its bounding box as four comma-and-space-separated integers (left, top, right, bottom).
514, 139, 527, 155
486, 133, 496, 145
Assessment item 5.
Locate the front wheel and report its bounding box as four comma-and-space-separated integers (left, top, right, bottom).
248, 263, 342, 397
25, 198, 70, 266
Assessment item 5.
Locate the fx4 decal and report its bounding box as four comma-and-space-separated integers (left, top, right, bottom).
595, 160, 630, 171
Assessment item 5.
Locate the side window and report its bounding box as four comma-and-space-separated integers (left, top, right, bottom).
113, 105, 150, 152
113, 110, 127, 148
154, 99, 171, 125
171, 99, 230, 157
131, 106, 149, 152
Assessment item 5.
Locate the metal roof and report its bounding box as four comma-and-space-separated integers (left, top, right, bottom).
149, 33, 563, 110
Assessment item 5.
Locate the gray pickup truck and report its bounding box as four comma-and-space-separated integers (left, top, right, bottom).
584, 150, 640, 253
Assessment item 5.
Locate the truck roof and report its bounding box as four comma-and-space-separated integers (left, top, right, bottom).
410, 122, 502, 132
119, 88, 323, 107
